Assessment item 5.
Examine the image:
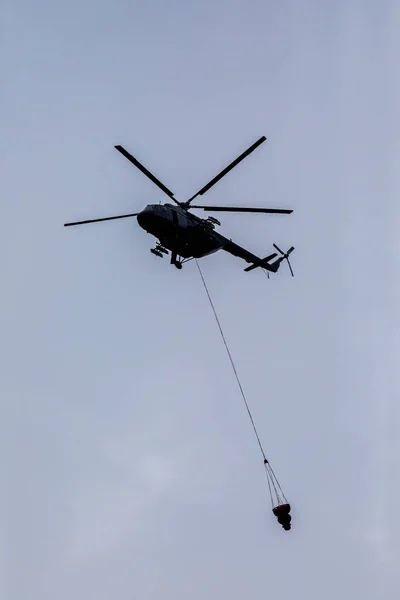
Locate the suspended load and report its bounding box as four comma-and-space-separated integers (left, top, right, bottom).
272, 504, 292, 531
264, 458, 292, 531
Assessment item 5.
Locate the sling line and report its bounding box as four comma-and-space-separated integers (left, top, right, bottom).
195, 259, 287, 507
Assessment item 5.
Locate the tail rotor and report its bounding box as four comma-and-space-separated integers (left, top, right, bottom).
273, 244, 295, 276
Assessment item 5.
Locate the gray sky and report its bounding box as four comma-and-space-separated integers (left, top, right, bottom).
2, 1, 400, 598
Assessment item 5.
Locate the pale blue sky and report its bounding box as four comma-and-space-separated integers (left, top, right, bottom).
2, 1, 400, 598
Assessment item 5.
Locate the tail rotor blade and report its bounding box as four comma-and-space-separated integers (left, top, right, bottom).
272, 243, 295, 276
273, 243, 285, 255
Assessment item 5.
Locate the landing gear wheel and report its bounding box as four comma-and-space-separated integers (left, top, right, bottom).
175, 262, 182, 270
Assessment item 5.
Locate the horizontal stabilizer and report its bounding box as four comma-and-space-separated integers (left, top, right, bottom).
244, 252, 277, 272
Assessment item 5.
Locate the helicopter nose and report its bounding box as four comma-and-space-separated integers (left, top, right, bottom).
137, 210, 151, 230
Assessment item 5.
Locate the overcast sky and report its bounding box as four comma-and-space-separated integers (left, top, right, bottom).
2, 1, 400, 598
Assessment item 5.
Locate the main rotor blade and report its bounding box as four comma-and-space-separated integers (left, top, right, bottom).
191, 205, 293, 214
186, 136, 267, 204
64, 213, 139, 227
114, 145, 177, 201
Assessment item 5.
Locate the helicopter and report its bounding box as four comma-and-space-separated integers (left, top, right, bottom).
64, 135, 295, 275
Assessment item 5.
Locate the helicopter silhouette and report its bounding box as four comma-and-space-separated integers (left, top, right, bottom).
64, 136, 295, 274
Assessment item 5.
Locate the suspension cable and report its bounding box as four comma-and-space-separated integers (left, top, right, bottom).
195, 259, 266, 459
195, 259, 287, 505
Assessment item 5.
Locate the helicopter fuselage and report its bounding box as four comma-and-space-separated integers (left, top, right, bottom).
64, 137, 294, 273
137, 203, 226, 260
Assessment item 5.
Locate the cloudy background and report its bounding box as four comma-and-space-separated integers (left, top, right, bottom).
2, 1, 400, 598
